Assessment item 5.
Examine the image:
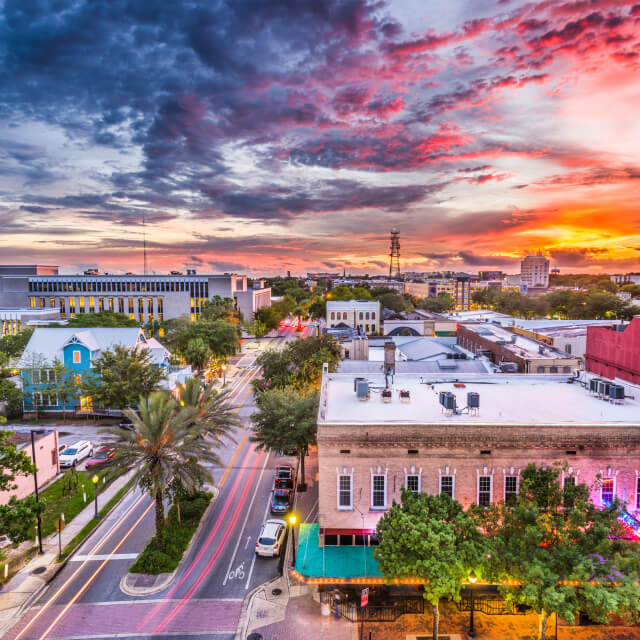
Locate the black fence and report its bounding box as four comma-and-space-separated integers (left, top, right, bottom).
320, 591, 424, 622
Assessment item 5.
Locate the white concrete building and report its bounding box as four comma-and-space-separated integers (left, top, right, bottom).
326, 300, 380, 335
520, 253, 550, 289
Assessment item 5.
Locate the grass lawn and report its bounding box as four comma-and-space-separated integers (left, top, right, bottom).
38, 467, 122, 538
129, 491, 212, 575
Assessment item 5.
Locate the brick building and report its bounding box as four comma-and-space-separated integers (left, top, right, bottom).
313, 367, 640, 553
585, 317, 640, 385
457, 322, 581, 373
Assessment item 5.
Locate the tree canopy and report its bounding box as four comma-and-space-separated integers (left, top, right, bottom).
255, 335, 341, 392
82, 345, 165, 410
250, 388, 318, 485
0, 430, 36, 493
175, 319, 240, 358
375, 490, 487, 640
56, 311, 140, 327
480, 464, 640, 639
0, 329, 34, 360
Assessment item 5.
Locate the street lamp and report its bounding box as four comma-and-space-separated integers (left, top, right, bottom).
221, 363, 228, 386
92, 474, 99, 519
468, 570, 477, 638
288, 513, 298, 567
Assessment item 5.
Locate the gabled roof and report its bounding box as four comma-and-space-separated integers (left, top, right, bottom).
18, 327, 151, 367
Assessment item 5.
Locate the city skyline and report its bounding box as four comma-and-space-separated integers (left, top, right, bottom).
1, 0, 640, 275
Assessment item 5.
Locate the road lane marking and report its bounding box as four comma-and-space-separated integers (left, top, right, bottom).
153, 450, 266, 633
221, 450, 271, 586
12, 492, 149, 640
36, 501, 154, 640
70, 553, 139, 561
136, 445, 258, 631
50, 632, 237, 639
244, 486, 274, 590
216, 433, 248, 488
33, 597, 242, 608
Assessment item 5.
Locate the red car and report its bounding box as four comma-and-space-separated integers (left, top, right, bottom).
85, 446, 116, 469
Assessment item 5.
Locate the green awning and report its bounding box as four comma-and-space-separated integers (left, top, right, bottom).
294, 523, 383, 580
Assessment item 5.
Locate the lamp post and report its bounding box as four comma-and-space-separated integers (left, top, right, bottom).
288, 513, 297, 568
221, 363, 228, 386
92, 475, 99, 519
468, 570, 477, 638
30, 430, 43, 554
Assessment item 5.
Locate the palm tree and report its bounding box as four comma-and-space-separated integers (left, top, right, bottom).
177, 377, 243, 442
107, 392, 218, 550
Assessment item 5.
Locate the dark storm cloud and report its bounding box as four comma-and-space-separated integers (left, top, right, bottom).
548, 247, 610, 266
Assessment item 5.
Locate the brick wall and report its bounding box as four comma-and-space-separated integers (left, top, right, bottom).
585, 318, 640, 385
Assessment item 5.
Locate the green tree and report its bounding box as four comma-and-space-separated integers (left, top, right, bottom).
250, 388, 318, 486
327, 285, 354, 301
375, 491, 487, 640
182, 338, 211, 375
43, 358, 79, 421
82, 345, 165, 410
255, 335, 341, 392
176, 320, 240, 358
481, 464, 640, 640
106, 392, 218, 550
0, 496, 44, 544
59, 311, 140, 327
416, 293, 456, 313
308, 297, 327, 320
378, 292, 407, 312
177, 377, 242, 441
0, 430, 36, 493
0, 329, 34, 360
0, 379, 23, 419
200, 296, 240, 323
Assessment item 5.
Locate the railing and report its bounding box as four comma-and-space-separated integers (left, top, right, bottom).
320, 591, 424, 622
457, 594, 528, 616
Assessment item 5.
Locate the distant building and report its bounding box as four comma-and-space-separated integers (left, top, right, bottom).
326, 300, 380, 335
613, 274, 640, 286
0, 429, 59, 506
479, 270, 504, 281
0, 265, 270, 322
585, 318, 640, 385
0, 308, 61, 336
457, 323, 581, 373
520, 252, 550, 289
18, 327, 191, 415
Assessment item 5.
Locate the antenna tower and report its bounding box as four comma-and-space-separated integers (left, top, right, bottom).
389, 228, 400, 278
143, 212, 148, 275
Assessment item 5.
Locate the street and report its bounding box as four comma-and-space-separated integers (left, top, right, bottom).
3, 327, 308, 640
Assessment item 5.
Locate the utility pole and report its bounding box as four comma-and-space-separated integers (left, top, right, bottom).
30, 430, 43, 554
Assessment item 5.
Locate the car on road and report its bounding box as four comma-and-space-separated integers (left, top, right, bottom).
270, 488, 293, 514
255, 519, 287, 557
59, 440, 93, 468
85, 446, 116, 469
274, 465, 295, 490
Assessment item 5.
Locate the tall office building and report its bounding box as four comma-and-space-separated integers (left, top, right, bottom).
520, 252, 550, 289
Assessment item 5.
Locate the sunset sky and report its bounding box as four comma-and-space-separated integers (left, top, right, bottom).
1, 0, 640, 275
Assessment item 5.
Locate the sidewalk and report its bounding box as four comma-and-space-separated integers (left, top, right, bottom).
0, 469, 135, 638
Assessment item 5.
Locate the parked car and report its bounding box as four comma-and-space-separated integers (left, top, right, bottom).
255, 519, 287, 557
59, 441, 93, 468
274, 465, 295, 490
85, 446, 116, 469
119, 418, 134, 430
270, 488, 293, 515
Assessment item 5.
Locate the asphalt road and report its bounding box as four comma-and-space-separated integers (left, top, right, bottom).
3, 329, 305, 640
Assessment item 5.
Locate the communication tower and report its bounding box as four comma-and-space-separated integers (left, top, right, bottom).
389, 228, 400, 278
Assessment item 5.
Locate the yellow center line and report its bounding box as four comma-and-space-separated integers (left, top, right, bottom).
37, 502, 154, 640
14, 492, 148, 640
217, 433, 249, 488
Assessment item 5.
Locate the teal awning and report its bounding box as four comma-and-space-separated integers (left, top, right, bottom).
294, 523, 383, 580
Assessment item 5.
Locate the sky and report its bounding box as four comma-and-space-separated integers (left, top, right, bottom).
1, 0, 640, 276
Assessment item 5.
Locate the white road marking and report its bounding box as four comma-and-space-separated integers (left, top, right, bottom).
70, 553, 139, 562
221, 450, 271, 587
244, 490, 273, 590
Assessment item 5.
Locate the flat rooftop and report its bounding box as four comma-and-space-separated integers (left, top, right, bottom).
462, 323, 572, 359
320, 372, 640, 426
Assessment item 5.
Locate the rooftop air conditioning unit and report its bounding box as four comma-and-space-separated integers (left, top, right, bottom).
356, 380, 370, 401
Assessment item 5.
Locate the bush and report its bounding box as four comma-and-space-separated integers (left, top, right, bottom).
129, 490, 212, 574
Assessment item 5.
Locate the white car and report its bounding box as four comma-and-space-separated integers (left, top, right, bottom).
59, 441, 93, 468
255, 519, 287, 557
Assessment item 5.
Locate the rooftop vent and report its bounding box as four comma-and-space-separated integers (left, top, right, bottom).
437, 360, 457, 370
381, 389, 392, 403
467, 392, 480, 409
353, 376, 366, 392
356, 380, 370, 401
609, 384, 625, 403
400, 389, 410, 403
510, 334, 517, 343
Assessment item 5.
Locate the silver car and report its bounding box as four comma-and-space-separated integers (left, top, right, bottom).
255, 519, 287, 557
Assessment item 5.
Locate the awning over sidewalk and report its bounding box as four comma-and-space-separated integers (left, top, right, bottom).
293, 523, 386, 584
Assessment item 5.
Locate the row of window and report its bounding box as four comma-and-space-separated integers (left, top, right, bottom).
33, 297, 165, 323
1, 319, 22, 336
335, 473, 632, 509
29, 280, 210, 295
329, 311, 377, 321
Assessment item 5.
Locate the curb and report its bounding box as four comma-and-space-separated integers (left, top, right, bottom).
119, 486, 219, 597
234, 573, 284, 640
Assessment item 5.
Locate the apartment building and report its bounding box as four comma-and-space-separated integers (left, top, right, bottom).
520, 253, 550, 289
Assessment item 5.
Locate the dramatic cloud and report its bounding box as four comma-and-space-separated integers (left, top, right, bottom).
1, 0, 639, 273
